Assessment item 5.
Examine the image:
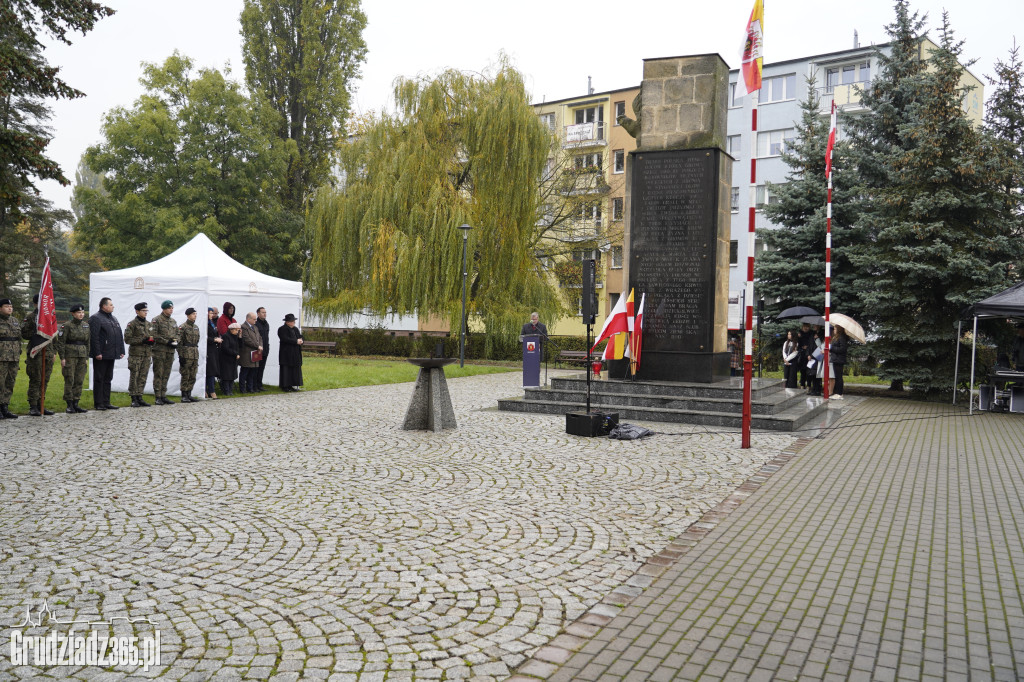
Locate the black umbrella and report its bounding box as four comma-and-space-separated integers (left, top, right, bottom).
777, 306, 820, 320
800, 315, 826, 326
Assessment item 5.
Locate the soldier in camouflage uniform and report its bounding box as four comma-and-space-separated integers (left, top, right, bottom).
55, 303, 91, 414
124, 302, 156, 407
177, 307, 201, 402
150, 300, 179, 405
22, 293, 55, 416
0, 298, 21, 419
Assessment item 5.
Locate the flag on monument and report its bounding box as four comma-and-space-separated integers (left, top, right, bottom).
630, 293, 646, 372
825, 100, 837, 178
612, 290, 636, 361
30, 257, 58, 358
740, 0, 764, 95
592, 290, 630, 353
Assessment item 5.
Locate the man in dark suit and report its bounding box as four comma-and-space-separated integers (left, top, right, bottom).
89, 297, 125, 410
521, 312, 548, 358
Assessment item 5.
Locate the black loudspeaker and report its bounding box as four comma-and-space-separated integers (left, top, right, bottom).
566, 411, 619, 437
581, 259, 596, 324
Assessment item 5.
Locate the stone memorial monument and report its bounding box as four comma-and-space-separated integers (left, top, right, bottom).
620, 54, 733, 382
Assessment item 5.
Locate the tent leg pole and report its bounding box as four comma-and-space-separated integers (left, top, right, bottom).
969, 316, 978, 415
953, 320, 961, 405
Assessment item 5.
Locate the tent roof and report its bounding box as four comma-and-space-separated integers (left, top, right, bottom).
964, 280, 1024, 319
90, 233, 301, 296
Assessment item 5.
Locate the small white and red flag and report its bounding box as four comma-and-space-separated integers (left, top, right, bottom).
825, 101, 837, 178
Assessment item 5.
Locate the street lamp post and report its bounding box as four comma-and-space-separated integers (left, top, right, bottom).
458, 224, 472, 368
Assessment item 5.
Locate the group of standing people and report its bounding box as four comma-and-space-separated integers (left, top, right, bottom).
782, 322, 848, 399
0, 295, 305, 418
204, 303, 303, 398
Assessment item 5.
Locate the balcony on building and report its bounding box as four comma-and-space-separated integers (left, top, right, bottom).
563, 121, 606, 149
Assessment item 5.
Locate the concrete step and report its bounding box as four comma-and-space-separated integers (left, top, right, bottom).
497, 395, 830, 432
523, 386, 811, 416
549, 374, 786, 400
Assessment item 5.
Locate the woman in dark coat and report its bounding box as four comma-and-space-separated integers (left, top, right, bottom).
278, 313, 304, 391
216, 302, 237, 337
829, 327, 849, 400
219, 322, 241, 396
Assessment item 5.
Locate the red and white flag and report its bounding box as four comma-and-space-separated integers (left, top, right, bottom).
825, 101, 837, 178
30, 257, 58, 358
629, 293, 645, 372
592, 290, 630, 353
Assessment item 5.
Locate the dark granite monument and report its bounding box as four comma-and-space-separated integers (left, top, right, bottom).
620, 54, 733, 383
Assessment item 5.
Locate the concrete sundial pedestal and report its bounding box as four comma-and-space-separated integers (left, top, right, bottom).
402, 359, 458, 431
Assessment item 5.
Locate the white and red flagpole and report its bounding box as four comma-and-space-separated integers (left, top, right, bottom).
823, 101, 837, 400
740, 0, 764, 449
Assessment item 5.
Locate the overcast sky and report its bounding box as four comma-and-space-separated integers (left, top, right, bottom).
38, 0, 1021, 213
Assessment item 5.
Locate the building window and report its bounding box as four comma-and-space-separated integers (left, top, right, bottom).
760, 74, 796, 102
574, 152, 602, 172
573, 105, 605, 140
614, 100, 626, 123
539, 112, 555, 130
577, 203, 602, 226
612, 197, 624, 221
613, 149, 625, 174
726, 135, 741, 157
611, 246, 623, 269
730, 187, 739, 212
756, 128, 796, 157
729, 82, 742, 108
755, 184, 784, 209
730, 240, 738, 266
573, 248, 601, 265
826, 62, 870, 92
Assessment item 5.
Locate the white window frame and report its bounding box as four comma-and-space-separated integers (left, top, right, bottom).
726, 135, 741, 157
729, 82, 742, 108
759, 73, 797, 103
730, 187, 739, 213
613, 101, 626, 124
755, 184, 784, 210
612, 197, 624, 221
613, 149, 625, 174
539, 112, 555, 130
756, 128, 796, 158
611, 246, 623, 269
729, 240, 738, 266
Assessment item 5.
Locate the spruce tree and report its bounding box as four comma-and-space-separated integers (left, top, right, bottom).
984, 42, 1024, 263
757, 80, 861, 344
848, 9, 1023, 394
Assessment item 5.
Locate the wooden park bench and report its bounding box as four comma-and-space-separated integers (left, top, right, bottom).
557, 350, 590, 368
303, 340, 337, 356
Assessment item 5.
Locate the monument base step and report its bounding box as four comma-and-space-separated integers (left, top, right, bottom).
498, 376, 829, 432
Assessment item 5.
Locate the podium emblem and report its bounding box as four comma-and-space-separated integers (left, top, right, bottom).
526, 342, 536, 352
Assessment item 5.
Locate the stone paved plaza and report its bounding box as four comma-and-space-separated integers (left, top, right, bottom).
0, 372, 794, 681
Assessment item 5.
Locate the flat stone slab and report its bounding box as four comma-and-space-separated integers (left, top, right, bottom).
0, 372, 795, 680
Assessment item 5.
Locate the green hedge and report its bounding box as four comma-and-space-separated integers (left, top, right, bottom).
302, 326, 595, 362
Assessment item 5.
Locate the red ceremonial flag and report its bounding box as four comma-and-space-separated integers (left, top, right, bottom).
825, 101, 837, 178
740, 0, 764, 95
30, 257, 58, 358
591, 291, 630, 353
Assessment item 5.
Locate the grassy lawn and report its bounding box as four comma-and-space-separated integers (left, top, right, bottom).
3, 355, 516, 416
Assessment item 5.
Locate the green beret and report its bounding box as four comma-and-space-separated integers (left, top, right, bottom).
161, 300, 173, 309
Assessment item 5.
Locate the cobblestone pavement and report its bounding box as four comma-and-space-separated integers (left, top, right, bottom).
0, 372, 794, 681
530, 397, 1024, 682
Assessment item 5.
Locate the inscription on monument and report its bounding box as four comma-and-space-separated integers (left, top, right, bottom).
630, 149, 719, 351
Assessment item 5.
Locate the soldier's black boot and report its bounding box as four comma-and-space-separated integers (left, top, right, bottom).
74, 401, 88, 413
66, 401, 76, 414
181, 392, 192, 403
29, 404, 41, 416
130, 396, 141, 407
42, 406, 54, 415
163, 395, 175, 404
0, 404, 17, 419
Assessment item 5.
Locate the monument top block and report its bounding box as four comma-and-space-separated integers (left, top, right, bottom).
639, 54, 730, 152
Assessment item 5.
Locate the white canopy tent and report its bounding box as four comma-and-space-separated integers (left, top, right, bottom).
88, 233, 303, 397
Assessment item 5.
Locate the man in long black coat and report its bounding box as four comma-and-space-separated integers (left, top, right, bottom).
278, 313, 304, 392
255, 307, 271, 391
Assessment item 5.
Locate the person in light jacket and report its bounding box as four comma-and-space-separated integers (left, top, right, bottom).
782, 330, 799, 389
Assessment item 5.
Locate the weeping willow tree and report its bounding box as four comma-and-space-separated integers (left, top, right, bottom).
305, 62, 566, 348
